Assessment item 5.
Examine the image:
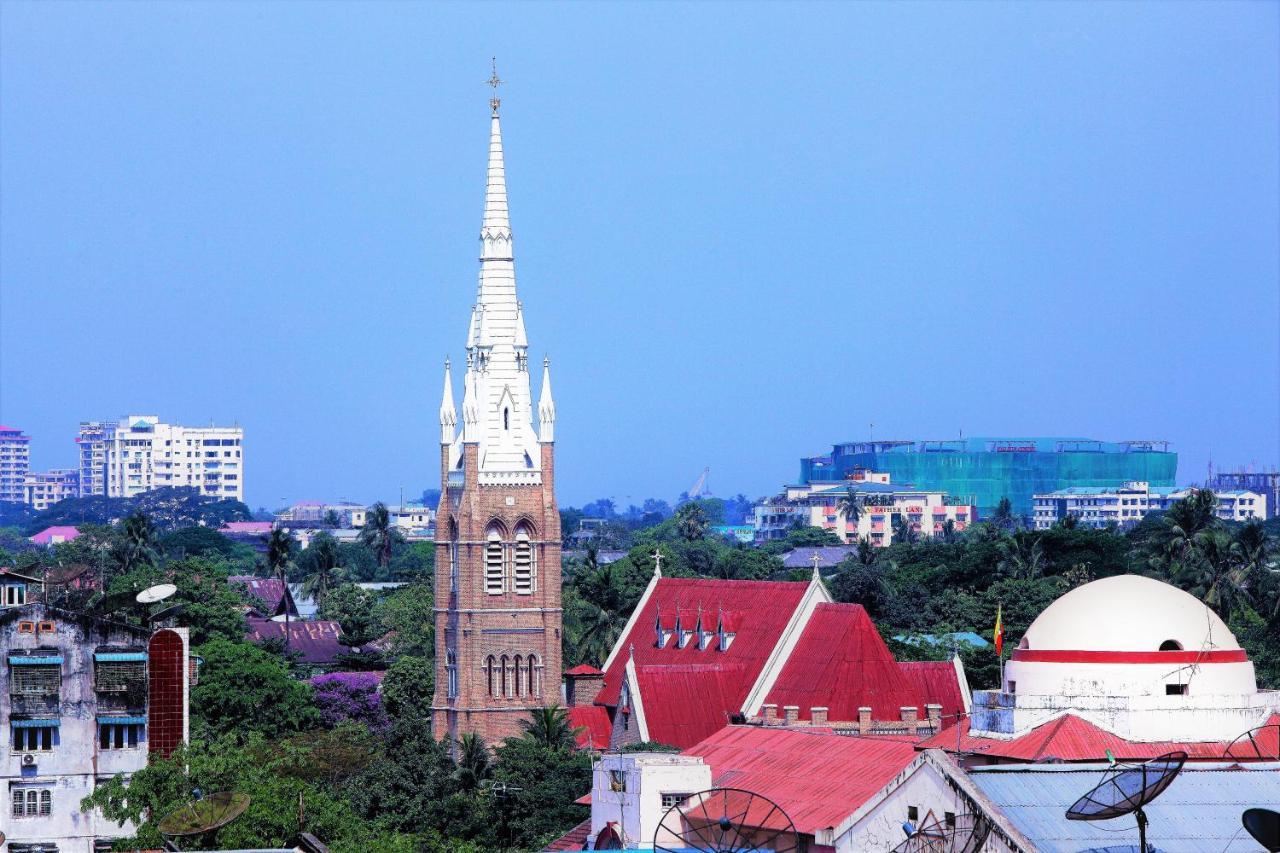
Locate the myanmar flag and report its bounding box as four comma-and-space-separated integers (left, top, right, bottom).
994, 604, 1004, 657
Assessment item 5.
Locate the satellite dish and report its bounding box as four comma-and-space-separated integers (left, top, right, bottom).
890, 812, 992, 853
157, 791, 250, 837
1243, 808, 1280, 852
654, 787, 800, 853
137, 583, 177, 604
1223, 724, 1280, 761
1066, 751, 1186, 853
150, 603, 185, 623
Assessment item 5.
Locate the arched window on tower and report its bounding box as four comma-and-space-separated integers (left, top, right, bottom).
449, 520, 459, 594
514, 523, 536, 594
485, 525, 505, 594
485, 655, 497, 697
528, 654, 542, 698
514, 654, 525, 696
499, 654, 509, 698
446, 651, 458, 699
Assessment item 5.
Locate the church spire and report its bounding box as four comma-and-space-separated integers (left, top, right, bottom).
539, 357, 556, 443
440, 358, 457, 444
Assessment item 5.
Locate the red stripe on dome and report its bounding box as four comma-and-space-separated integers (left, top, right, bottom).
1012, 649, 1247, 664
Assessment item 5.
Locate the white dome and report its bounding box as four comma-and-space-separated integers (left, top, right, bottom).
1021, 574, 1241, 654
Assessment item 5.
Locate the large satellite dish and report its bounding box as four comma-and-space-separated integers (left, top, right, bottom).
137, 583, 177, 604
1223, 724, 1280, 761
890, 812, 992, 853
157, 791, 250, 838
654, 787, 800, 853
1243, 808, 1280, 852
1066, 751, 1186, 853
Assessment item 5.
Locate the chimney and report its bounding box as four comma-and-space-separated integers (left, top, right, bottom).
762, 704, 778, 724
900, 706, 919, 726
783, 705, 800, 725
810, 707, 828, 726
925, 704, 942, 724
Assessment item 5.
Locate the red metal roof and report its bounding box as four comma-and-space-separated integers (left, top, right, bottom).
245, 617, 355, 665
898, 660, 967, 723
917, 712, 1280, 762
684, 725, 920, 836
566, 704, 610, 750
765, 603, 924, 721
596, 578, 810, 747
564, 664, 604, 677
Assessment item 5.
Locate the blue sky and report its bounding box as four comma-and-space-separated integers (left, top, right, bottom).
1, 2, 1276, 509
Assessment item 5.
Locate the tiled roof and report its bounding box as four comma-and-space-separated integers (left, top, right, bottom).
539, 818, 592, 852
917, 712, 1280, 762
684, 726, 920, 837
245, 617, 355, 665
898, 660, 967, 723
765, 603, 924, 721
970, 763, 1280, 851
566, 704, 610, 750
29, 526, 81, 544
596, 578, 810, 746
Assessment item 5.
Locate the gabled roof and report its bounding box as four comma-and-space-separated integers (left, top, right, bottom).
899, 660, 968, 722
245, 617, 355, 665
917, 712, 1280, 762
29, 526, 81, 545
684, 726, 921, 837
764, 603, 924, 721
228, 575, 295, 617
564, 664, 604, 677
566, 704, 610, 750
596, 577, 811, 714
634, 664, 750, 747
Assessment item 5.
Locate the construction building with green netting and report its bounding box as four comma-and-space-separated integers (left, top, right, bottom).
799, 438, 1177, 520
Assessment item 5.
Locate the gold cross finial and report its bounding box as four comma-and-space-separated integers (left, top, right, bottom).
487, 57, 503, 115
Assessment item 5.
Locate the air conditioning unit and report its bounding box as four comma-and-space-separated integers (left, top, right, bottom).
21, 753, 37, 766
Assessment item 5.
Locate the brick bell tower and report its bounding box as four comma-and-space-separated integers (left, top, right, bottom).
432, 70, 562, 747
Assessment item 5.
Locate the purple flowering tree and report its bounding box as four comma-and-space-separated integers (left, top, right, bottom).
310, 671, 389, 730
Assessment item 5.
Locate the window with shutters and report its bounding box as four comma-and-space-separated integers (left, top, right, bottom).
514, 525, 536, 594
10, 787, 52, 818
485, 527, 505, 594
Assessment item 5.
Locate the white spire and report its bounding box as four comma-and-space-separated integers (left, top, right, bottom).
439, 358, 457, 444
461, 367, 480, 442
538, 357, 556, 443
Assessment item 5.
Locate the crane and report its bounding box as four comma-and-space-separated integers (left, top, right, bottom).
688, 467, 711, 499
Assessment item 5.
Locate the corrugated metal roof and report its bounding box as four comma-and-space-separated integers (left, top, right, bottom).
566, 704, 610, 750
970, 765, 1280, 851
765, 603, 925, 721
636, 664, 749, 746
683, 726, 920, 837
899, 661, 966, 722
918, 713, 1280, 762
245, 617, 355, 665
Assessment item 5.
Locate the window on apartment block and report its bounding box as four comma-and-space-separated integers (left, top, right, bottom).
10, 663, 61, 698
907, 805, 919, 822
99, 722, 145, 749
661, 792, 691, 809
12, 724, 57, 751
609, 770, 627, 793
10, 787, 52, 818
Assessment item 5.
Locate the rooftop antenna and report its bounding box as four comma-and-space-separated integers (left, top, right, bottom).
655, 787, 799, 853
1065, 750, 1186, 853
1243, 808, 1280, 852
157, 790, 251, 849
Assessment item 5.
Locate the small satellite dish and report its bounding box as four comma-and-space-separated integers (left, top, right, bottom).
654, 787, 800, 853
1066, 751, 1186, 853
1243, 808, 1280, 852
157, 791, 250, 837
136, 583, 177, 605
150, 603, 185, 623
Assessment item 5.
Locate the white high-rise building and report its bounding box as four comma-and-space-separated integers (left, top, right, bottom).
76, 416, 245, 502
0, 425, 31, 504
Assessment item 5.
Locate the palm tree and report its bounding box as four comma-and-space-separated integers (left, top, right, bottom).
520, 705, 579, 750
1146, 489, 1221, 576
454, 731, 491, 791
892, 514, 920, 545
939, 519, 958, 544
301, 533, 343, 605
855, 536, 877, 566
567, 563, 629, 666
836, 487, 863, 540
266, 528, 294, 579
676, 502, 709, 542
116, 511, 157, 573
991, 497, 1018, 533
359, 502, 402, 569
1180, 528, 1250, 614
996, 532, 1047, 579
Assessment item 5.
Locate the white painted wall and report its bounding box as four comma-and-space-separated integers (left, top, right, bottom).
589, 753, 712, 849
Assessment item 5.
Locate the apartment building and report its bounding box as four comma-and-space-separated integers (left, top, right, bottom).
1032, 481, 1268, 530
754, 473, 976, 546
0, 425, 32, 504
22, 469, 80, 511
76, 416, 245, 502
